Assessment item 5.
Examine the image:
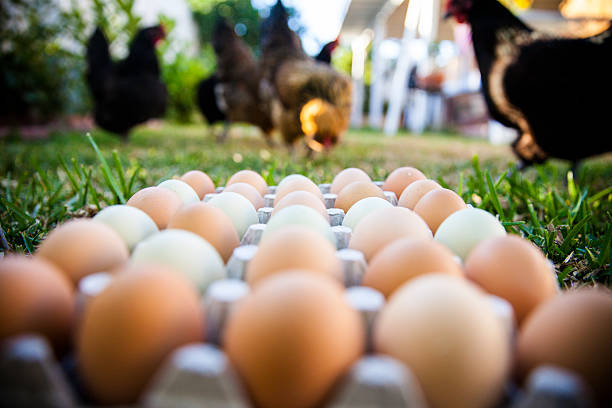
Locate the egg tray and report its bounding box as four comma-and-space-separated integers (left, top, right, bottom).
0, 182, 591, 407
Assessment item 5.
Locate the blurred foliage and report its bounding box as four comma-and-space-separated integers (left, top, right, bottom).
0, 0, 90, 123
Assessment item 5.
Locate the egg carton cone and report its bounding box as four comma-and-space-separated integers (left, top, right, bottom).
487, 295, 516, 343
384, 191, 398, 206
332, 226, 352, 250
267, 185, 277, 194
338, 248, 367, 287
75, 273, 114, 328
263, 194, 275, 208
319, 183, 332, 194
0, 335, 77, 407
327, 355, 428, 408
215, 187, 225, 194
143, 344, 249, 408
511, 366, 593, 408
374, 181, 385, 189
204, 279, 250, 346
203, 193, 218, 203
257, 207, 273, 224
240, 224, 265, 246
344, 287, 385, 353
328, 208, 345, 227
226, 245, 258, 280
323, 193, 337, 209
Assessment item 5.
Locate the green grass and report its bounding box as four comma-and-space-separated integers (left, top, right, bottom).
1, 122, 611, 287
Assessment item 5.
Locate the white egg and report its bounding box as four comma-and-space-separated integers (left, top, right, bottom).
434, 208, 506, 259
158, 179, 200, 204
131, 229, 225, 293
262, 205, 336, 246
93, 205, 159, 251
342, 197, 393, 230
208, 192, 258, 238
277, 174, 312, 189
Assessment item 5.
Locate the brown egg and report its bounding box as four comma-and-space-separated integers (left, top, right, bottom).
246, 226, 341, 286
414, 188, 466, 234
517, 288, 612, 405
225, 272, 363, 408
274, 177, 323, 206
330, 168, 371, 194
126, 186, 183, 229
465, 235, 558, 325
224, 182, 265, 210
36, 219, 129, 285
398, 179, 442, 210
363, 238, 464, 298
167, 202, 239, 263
77, 264, 204, 405
227, 170, 268, 196
272, 190, 328, 220
335, 181, 386, 213
0, 255, 74, 353
349, 207, 432, 261
180, 170, 215, 200
375, 274, 510, 408
382, 167, 427, 198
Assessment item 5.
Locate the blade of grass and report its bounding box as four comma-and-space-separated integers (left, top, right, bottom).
58, 155, 79, 193
485, 170, 504, 221
86, 133, 125, 204
112, 150, 128, 198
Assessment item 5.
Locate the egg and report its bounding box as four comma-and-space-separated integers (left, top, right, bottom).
263, 205, 336, 246
342, 197, 393, 230
77, 264, 204, 405
335, 181, 386, 213
167, 202, 239, 263
382, 167, 427, 198
93, 205, 159, 251
131, 229, 225, 293
246, 226, 342, 286
158, 179, 200, 205
465, 235, 557, 325
349, 207, 432, 261
277, 174, 311, 189
224, 182, 265, 210
36, 219, 129, 285
363, 238, 463, 298
225, 272, 363, 408
398, 179, 442, 210
126, 186, 183, 229
272, 190, 328, 221
330, 168, 372, 194
375, 274, 510, 408
434, 208, 506, 259
227, 170, 268, 196
274, 177, 323, 206
517, 288, 612, 406
414, 188, 466, 234
0, 255, 74, 352
180, 170, 215, 200
208, 192, 258, 238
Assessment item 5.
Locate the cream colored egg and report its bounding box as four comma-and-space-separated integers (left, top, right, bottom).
277, 174, 311, 189
382, 167, 427, 198
180, 170, 215, 200
349, 207, 432, 261
272, 190, 328, 221
246, 226, 342, 286
434, 208, 506, 259
227, 170, 268, 196
342, 197, 393, 230
274, 177, 323, 206
335, 181, 386, 213
126, 187, 183, 230
93, 205, 159, 251
224, 182, 265, 210
414, 188, 466, 234
330, 168, 371, 194
158, 179, 200, 205
36, 219, 129, 285
208, 192, 258, 238
398, 179, 442, 210
263, 205, 336, 246
375, 274, 510, 408
131, 229, 225, 293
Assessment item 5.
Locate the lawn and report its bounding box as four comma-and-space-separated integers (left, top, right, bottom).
1, 122, 611, 287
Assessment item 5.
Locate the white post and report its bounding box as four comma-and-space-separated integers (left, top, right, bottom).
368, 18, 386, 129
350, 31, 372, 128
383, 0, 422, 136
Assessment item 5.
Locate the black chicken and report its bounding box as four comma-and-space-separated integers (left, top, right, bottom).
86, 25, 167, 140
445, 0, 612, 169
